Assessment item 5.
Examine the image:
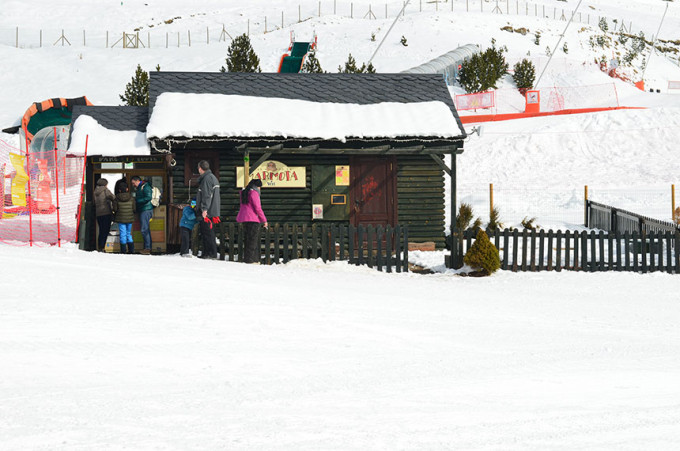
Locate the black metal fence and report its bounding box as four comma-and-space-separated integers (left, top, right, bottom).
450, 228, 680, 274
587, 200, 679, 234
193, 222, 409, 272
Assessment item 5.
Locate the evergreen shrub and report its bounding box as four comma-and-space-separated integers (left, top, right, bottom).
458, 44, 508, 93
463, 229, 501, 275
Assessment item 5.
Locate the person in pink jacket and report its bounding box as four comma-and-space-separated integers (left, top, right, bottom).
236, 178, 268, 264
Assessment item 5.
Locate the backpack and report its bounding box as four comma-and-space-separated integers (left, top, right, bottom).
150, 185, 162, 207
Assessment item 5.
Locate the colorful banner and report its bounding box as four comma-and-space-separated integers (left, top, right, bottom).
455, 91, 495, 111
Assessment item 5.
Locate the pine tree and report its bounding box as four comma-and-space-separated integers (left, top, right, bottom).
338, 54, 376, 73
220, 34, 261, 73
119, 64, 149, 106
512, 58, 536, 95
338, 53, 360, 73
300, 52, 324, 73
458, 45, 508, 93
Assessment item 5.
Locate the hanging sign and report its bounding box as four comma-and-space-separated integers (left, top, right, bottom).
236, 160, 306, 188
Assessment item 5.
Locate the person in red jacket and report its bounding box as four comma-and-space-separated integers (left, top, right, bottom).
236, 179, 268, 264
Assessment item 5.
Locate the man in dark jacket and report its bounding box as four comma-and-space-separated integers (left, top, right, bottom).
196, 160, 220, 259
131, 175, 154, 254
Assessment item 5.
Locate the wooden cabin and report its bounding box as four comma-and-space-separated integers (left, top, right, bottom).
71, 72, 466, 252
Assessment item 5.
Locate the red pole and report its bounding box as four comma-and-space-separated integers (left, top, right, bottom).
54, 127, 61, 247
75, 135, 88, 245
24, 129, 33, 246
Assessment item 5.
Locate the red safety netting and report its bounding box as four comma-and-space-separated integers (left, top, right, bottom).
1, 133, 86, 247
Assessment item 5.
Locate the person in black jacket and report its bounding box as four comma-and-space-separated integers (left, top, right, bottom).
196, 160, 220, 259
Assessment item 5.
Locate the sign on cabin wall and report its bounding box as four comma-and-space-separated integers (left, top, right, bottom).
236, 160, 306, 188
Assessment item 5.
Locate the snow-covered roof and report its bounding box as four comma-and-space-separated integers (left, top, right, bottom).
147, 93, 465, 142
68, 115, 150, 156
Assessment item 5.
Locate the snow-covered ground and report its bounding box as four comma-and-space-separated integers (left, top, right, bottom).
1, 1, 680, 448
2, 244, 680, 450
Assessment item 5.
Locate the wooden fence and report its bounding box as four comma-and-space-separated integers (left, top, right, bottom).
450, 228, 680, 274
192, 222, 409, 272
587, 200, 679, 235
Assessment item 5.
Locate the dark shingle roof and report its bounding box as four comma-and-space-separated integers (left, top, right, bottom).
71, 106, 148, 132
149, 72, 465, 140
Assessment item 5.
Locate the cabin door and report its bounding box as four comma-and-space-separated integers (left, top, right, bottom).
349, 156, 397, 227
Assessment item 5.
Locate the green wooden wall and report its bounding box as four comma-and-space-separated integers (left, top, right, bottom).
171, 149, 447, 248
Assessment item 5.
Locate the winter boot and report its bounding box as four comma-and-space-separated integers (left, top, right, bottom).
127, 242, 135, 254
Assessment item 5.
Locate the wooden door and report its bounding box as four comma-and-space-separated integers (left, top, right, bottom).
350, 156, 397, 227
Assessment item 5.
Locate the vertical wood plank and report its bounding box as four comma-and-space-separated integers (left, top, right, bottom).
512, 229, 519, 272
581, 231, 588, 272
615, 232, 622, 271
228, 223, 236, 261
403, 226, 409, 273
329, 225, 337, 262
572, 230, 579, 270
348, 225, 355, 264
301, 225, 308, 259
282, 224, 290, 263
273, 224, 280, 264
502, 229, 509, 270
641, 231, 647, 274
607, 232, 613, 271
590, 231, 597, 272
291, 224, 299, 260
521, 229, 528, 272
632, 231, 639, 273
385, 225, 393, 273
311, 224, 319, 260
530, 229, 537, 271
238, 223, 245, 263
538, 230, 545, 271
219, 222, 226, 260
624, 231, 631, 271
264, 224, 272, 265
366, 225, 374, 268
666, 231, 673, 274
321, 225, 328, 263
376, 226, 383, 271
339, 225, 346, 261
357, 225, 364, 266
547, 230, 554, 271
556, 230, 563, 272
598, 231, 605, 272
395, 225, 402, 273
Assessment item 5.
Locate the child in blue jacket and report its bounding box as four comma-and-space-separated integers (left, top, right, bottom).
180, 200, 197, 257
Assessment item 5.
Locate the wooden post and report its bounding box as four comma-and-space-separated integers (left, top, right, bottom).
672, 184, 676, 223
83, 30, 86, 46
41, 29, 43, 47
584, 185, 588, 227
243, 150, 250, 187
299, 5, 302, 22
489, 183, 494, 218
188, 30, 191, 46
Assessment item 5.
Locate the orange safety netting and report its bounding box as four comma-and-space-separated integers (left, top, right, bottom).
1, 136, 85, 246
